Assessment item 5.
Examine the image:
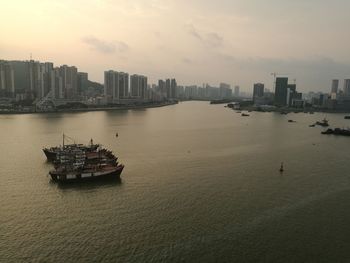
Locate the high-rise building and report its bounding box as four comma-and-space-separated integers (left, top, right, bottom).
165, 79, 171, 98
0, 61, 15, 96
253, 83, 264, 102
8, 61, 27, 94
104, 70, 129, 103
158, 80, 166, 99
50, 67, 63, 99
77, 72, 88, 96
219, 83, 232, 99
331, 79, 339, 93
234, 86, 240, 97
343, 79, 350, 96
130, 74, 147, 99
59, 65, 78, 99
274, 77, 288, 106
170, 79, 177, 99
286, 84, 297, 106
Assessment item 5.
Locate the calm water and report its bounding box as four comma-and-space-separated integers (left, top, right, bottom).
1, 101, 350, 262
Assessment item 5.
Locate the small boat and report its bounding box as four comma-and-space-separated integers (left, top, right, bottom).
309, 124, 316, 127
321, 128, 334, 135
345, 116, 350, 119
315, 118, 329, 127
288, 120, 296, 123
241, 113, 250, 117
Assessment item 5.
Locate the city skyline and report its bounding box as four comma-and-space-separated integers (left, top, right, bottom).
1, 0, 350, 93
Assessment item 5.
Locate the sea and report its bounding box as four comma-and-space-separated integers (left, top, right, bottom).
1, 101, 350, 262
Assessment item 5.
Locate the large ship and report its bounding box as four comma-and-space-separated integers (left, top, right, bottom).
43, 134, 99, 162
44, 135, 124, 182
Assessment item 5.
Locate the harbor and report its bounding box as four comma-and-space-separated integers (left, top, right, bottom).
2, 102, 350, 262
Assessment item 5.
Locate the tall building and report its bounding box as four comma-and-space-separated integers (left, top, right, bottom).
331, 79, 339, 93
274, 77, 288, 106
131, 74, 147, 99
219, 83, 232, 99
165, 79, 171, 98
343, 79, 350, 96
0, 61, 15, 96
234, 86, 240, 97
50, 68, 63, 99
253, 83, 264, 102
59, 65, 78, 99
8, 61, 27, 94
104, 70, 129, 103
170, 79, 177, 99
158, 80, 166, 99
77, 72, 88, 96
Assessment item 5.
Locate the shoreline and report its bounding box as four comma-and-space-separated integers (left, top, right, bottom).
0, 101, 178, 115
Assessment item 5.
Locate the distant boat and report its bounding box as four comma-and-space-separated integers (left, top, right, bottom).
309, 124, 316, 127
241, 113, 250, 117
315, 118, 329, 127
321, 128, 350, 136
288, 119, 296, 123
116, 132, 119, 137
344, 116, 350, 119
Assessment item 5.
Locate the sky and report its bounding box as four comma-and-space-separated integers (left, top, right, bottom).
1, 0, 350, 92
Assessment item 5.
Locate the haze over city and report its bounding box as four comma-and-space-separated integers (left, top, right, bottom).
1, 0, 350, 92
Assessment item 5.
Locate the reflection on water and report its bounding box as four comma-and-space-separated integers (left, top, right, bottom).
52, 178, 123, 191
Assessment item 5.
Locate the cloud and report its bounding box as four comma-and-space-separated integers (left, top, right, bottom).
82, 36, 129, 54
185, 24, 224, 48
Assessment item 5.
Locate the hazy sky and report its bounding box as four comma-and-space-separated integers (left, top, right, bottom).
1, 0, 350, 92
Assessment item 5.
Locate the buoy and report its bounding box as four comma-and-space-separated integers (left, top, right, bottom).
116, 132, 118, 137
279, 162, 284, 172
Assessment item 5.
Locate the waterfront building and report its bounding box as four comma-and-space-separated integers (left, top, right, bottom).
331, 79, 339, 93
0, 61, 15, 96
77, 72, 88, 96
50, 68, 63, 99
165, 79, 171, 98
343, 79, 350, 96
219, 83, 232, 99
274, 77, 288, 106
131, 74, 148, 100
158, 80, 166, 99
253, 83, 264, 102
58, 65, 78, 99
104, 70, 129, 103
170, 79, 177, 99
234, 86, 240, 97
176, 86, 185, 99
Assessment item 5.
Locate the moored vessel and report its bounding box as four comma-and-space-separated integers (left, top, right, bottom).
44, 135, 124, 182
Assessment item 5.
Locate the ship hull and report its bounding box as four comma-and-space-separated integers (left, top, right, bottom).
50, 165, 124, 183
43, 149, 57, 162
